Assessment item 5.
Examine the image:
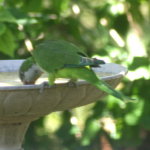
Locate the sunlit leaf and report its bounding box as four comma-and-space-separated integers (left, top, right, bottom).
51, 0, 70, 14
125, 100, 144, 125
0, 23, 6, 35
0, 28, 16, 57
81, 119, 100, 145
0, 8, 16, 23
129, 57, 149, 70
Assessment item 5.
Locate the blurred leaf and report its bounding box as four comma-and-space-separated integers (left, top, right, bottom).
81, 118, 100, 145
22, 0, 42, 12
9, 7, 28, 20
140, 99, 150, 129
115, 125, 142, 148
0, 23, 6, 35
51, 0, 70, 14
131, 78, 150, 100
125, 100, 144, 125
64, 17, 81, 40
129, 57, 150, 70
0, 0, 4, 3
113, 14, 129, 36
0, 28, 16, 57
55, 111, 77, 149
0, 8, 16, 23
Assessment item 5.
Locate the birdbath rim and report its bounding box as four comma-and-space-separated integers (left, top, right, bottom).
0, 59, 127, 90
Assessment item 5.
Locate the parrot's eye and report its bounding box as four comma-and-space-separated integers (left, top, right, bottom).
34, 70, 39, 74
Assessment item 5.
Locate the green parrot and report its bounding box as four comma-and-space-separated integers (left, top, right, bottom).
28, 40, 131, 102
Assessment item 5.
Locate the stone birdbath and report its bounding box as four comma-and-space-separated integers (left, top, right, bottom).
0, 60, 127, 150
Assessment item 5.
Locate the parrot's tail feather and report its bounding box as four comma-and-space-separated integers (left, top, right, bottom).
92, 80, 134, 102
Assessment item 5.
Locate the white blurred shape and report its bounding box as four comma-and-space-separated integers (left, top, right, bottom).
70, 116, 78, 125
24, 39, 33, 52
72, 4, 80, 15
109, 29, 125, 47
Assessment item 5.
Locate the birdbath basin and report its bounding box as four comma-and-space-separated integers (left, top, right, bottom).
0, 60, 127, 150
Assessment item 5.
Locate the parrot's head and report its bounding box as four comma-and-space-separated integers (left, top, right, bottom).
19, 57, 43, 85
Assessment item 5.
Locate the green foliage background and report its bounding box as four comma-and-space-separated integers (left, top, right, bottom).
0, 0, 150, 149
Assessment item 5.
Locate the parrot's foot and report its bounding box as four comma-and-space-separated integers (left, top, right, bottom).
39, 81, 50, 93
67, 80, 78, 88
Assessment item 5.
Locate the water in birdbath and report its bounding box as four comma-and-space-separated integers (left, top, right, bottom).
0, 70, 114, 87
0, 72, 21, 86
0, 72, 48, 86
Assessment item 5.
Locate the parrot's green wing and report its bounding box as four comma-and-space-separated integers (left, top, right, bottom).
32, 40, 83, 72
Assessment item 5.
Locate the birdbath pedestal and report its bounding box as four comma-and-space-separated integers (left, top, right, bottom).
0, 60, 127, 150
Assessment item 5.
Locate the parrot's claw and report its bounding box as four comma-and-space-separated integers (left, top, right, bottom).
39, 81, 50, 93
67, 80, 78, 88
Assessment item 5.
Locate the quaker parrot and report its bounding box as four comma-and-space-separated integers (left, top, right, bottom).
26, 40, 130, 102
